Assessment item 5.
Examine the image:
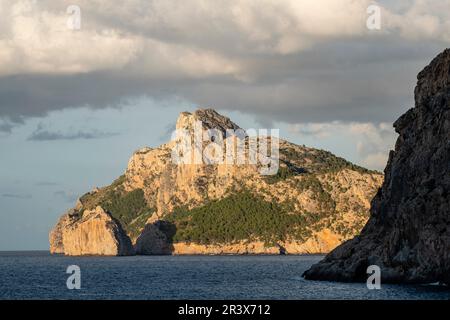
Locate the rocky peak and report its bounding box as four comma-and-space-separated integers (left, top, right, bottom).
51, 108, 383, 257
395, 49, 450, 134
415, 48, 450, 105
176, 108, 241, 136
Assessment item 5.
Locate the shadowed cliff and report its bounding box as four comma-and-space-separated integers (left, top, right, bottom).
303, 49, 450, 285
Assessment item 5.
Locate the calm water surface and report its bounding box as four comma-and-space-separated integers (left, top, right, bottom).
0, 251, 448, 300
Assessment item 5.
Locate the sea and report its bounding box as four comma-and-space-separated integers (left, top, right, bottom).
0, 251, 448, 300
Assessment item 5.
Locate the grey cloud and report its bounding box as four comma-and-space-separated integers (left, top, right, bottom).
290, 126, 329, 137
0, 123, 13, 133
159, 122, 176, 142
28, 125, 119, 141
2, 40, 444, 128
0, 1, 448, 127
0, 119, 16, 133
2, 193, 32, 199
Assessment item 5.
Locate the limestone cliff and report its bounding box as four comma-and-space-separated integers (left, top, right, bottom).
50, 109, 383, 255
303, 49, 450, 284
50, 206, 134, 256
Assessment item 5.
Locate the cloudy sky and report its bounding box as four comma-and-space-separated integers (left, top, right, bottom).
0, 0, 449, 250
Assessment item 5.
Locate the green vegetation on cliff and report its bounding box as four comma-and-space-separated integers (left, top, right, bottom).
164, 191, 322, 245
262, 146, 379, 186
76, 172, 363, 245
264, 165, 301, 184
279, 145, 379, 176
79, 176, 154, 239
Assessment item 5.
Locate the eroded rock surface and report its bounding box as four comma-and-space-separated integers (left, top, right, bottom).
50, 206, 134, 256
50, 108, 382, 256
303, 49, 450, 284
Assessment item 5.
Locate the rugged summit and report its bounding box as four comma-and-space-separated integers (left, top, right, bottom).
50, 108, 382, 256
303, 49, 450, 284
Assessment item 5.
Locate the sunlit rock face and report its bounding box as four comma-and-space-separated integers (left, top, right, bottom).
50, 206, 134, 256
50, 108, 383, 256
304, 49, 450, 285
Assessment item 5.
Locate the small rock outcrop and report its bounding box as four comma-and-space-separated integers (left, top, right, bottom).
50, 206, 134, 256
303, 49, 450, 284
176, 108, 241, 135
135, 221, 175, 255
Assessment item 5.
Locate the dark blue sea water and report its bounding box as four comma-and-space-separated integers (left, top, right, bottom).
0, 251, 448, 300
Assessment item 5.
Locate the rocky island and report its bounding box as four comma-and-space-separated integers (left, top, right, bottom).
50, 109, 382, 255
303, 49, 450, 285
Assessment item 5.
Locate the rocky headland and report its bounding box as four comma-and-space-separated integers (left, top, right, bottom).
50, 109, 382, 256
303, 49, 450, 285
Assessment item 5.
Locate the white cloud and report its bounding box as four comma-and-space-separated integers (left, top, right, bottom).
362, 152, 389, 170
0, 1, 141, 75
136, 39, 242, 79
349, 122, 396, 169
228, 0, 369, 54
289, 121, 397, 170
0, 0, 242, 78
288, 122, 341, 139
1, 0, 449, 77
385, 0, 450, 41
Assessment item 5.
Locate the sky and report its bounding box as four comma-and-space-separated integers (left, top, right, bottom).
0, 0, 449, 250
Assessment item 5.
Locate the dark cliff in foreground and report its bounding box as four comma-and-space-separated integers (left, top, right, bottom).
303, 49, 450, 285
